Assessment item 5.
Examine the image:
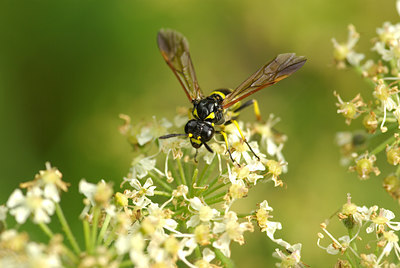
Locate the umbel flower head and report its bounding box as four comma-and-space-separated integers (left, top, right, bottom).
0, 108, 304, 267
318, 194, 400, 266
332, 1, 400, 202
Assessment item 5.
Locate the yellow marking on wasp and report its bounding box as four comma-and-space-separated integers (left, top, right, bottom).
205, 112, 215, 120
211, 91, 226, 99
232, 120, 246, 141
188, 133, 193, 138
253, 100, 262, 121
193, 108, 198, 118
191, 138, 202, 144
197, 136, 201, 140
220, 131, 230, 150
211, 123, 215, 127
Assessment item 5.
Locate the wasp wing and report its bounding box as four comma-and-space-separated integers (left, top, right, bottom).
222, 53, 306, 109
157, 29, 204, 102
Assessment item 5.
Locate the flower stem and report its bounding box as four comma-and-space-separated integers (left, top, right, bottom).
189, 168, 199, 197
176, 158, 187, 186
38, 222, 53, 238
62, 244, 79, 264
215, 248, 235, 268
197, 157, 217, 186
205, 192, 226, 205
119, 259, 134, 267
55, 202, 81, 254
370, 134, 396, 155
83, 219, 91, 253
345, 251, 358, 268
97, 212, 112, 245
149, 171, 173, 192
91, 206, 101, 250
154, 190, 172, 197
203, 178, 225, 197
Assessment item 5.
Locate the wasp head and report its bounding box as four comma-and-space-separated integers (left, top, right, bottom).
184, 119, 215, 149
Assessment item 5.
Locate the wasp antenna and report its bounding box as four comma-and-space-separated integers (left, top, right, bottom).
159, 133, 188, 139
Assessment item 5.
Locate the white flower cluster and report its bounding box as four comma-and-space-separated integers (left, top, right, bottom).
0, 109, 304, 267
114, 113, 302, 267
318, 194, 400, 267
333, 0, 400, 205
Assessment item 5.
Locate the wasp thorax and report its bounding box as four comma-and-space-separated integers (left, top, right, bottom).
194, 97, 221, 121
185, 119, 215, 148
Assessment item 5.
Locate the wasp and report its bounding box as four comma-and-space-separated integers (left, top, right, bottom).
158, 29, 306, 162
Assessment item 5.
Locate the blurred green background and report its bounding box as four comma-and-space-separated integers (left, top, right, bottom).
0, 0, 399, 266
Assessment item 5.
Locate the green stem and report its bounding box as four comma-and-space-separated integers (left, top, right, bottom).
149, 171, 173, 192
205, 192, 226, 205
62, 244, 79, 264
55, 202, 81, 254
370, 135, 396, 155
345, 228, 359, 267
91, 206, 101, 250
367, 122, 397, 141
97, 212, 112, 245
83, 219, 91, 252
119, 259, 134, 267
192, 168, 199, 186
154, 190, 172, 197
38, 222, 53, 238
176, 158, 187, 186
348, 228, 358, 252
195, 245, 201, 259
215, 248, 235, 268
345, 251, 357, 268
197, 157, 218, 187
189, 168, 199, 197
104, 226, 116, 247
169, 158, 182, 185
203, 179, 226, 198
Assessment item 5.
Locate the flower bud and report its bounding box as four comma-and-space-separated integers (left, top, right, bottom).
386, 146, 400, 165
350, 154, 380, 180
383, 174, 400, 202
362, 112, 378, 133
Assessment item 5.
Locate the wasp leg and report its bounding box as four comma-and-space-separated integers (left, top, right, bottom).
229, 119, 260, 161
203, 142, 214, 153
215, 130, 237, 164
232, 99, 262, 121
194, 150, 198, 163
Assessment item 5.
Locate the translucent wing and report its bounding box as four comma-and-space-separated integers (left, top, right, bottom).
157, 29, 204, 102
222, 53, 306, 109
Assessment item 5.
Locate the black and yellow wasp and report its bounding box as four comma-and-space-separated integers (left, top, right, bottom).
158, 29, 306, 162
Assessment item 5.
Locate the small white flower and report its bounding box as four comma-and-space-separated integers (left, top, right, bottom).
137, 117, 172, 146
78, 179, 98, 206
367, 208, 400, 233
186, 197, 219, 228
212, 211, 253, 257
332, 24, 365, 67
273, 243, 303, 268
380, 231, 400, 260
115, 232, 148, 268
146, 203, 178, 231
130, 155, 162, 180
130, 178, 156, 197
7, 187, 55, 224
26, 242, 62, 268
